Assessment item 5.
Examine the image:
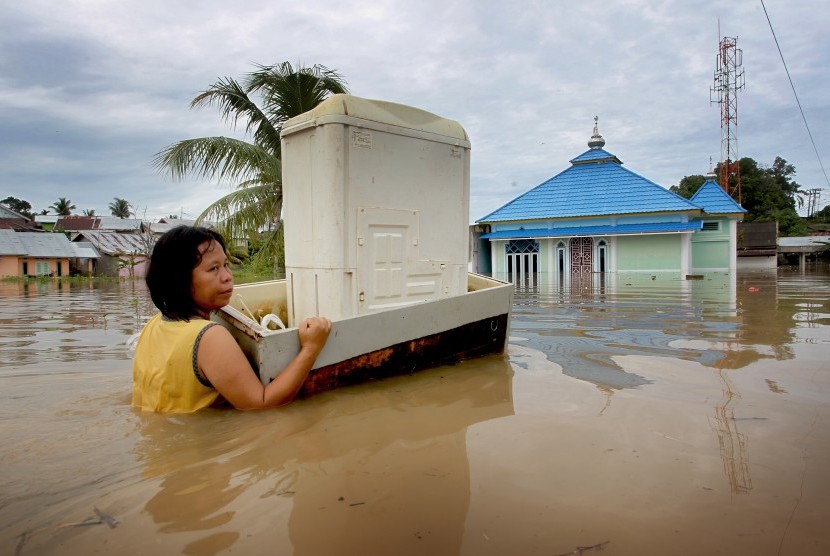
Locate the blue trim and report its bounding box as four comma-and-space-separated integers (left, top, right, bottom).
481, 221, 703, 240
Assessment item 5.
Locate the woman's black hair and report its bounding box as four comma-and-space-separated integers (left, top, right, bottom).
146, 226, 228, 321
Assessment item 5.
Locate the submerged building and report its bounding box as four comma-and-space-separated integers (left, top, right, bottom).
475, 121, 745, 286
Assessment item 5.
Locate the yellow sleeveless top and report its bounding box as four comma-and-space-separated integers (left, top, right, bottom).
132, 313, 222, 413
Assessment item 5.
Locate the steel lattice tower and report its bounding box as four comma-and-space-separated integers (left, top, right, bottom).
711, 36, 745, 202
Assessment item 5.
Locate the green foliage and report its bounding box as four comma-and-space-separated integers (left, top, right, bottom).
810, 204, 830, 222
675, 156, 811, 237
1, 196, 34, 219
231, 251, 282, 284
769, 208, 811, 236
50, 197, 75, 215
109, 197, 132, 218
154, 61, 349, 264
670, 175, 705, 199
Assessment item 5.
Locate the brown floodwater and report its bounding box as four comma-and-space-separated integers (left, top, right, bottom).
1, 266, 828, 555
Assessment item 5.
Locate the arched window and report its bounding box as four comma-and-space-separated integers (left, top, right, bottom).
556, 241, 567, 277
597, 239, 608, 273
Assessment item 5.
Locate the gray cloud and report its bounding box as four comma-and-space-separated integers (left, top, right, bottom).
1, 0, 828, 221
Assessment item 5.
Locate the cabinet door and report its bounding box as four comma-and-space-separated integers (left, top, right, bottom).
357, 207, 447, 314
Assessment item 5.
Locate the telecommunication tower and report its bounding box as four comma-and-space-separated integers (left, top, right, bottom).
711, 36, 745, 202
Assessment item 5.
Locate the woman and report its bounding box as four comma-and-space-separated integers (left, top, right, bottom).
132, 226, 331, 412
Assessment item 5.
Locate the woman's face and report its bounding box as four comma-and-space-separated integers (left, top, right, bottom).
191, 239, 234, 317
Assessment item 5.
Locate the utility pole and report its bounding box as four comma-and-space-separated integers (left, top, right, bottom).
711, 36, 745, 203
805, 188, 822, 217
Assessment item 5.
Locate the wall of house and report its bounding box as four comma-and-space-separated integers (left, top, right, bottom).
489, 231, 702, 278
616, 234, 683, 272
692, 218, 730, 271
490, 240, 506, 276
0, 256, 20, 277
118, 256, 150, 279
691, 218, 734, 271
15, 258, 68, 276
96, 256, 119, 277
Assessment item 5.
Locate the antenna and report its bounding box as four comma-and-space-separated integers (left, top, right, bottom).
711, 35, 745, 203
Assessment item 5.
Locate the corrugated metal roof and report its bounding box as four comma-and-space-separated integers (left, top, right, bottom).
690, 178, 746, 214
0, 230, 78, 257
0, 219, 37, 231
97, 218, 143, 231
0, 229, 26, 255
71, 241, 100, 259
0, 205, 28, 219
74, 231, 150, 255
482, 221, 703, 240
478, 147, 701, 223
779, 235, 830, 247
150, 220, 215, 234
55, 215, 99, 231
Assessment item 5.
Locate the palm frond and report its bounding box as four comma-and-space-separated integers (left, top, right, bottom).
153, 137, 280, 184
247, 62, 349, 126
196, 182, 282, 237
191, 77, 282, 156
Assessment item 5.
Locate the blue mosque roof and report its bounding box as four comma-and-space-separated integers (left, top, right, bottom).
477, 121, 702, 224
690, 175, 747, 214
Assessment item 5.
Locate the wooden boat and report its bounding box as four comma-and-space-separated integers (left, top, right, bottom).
213, 272, 512, 396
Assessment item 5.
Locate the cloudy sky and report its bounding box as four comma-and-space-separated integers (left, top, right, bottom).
1, 0, 828, 222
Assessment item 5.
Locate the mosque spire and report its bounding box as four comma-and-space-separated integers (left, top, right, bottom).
588, 116, 605, 149
706, 156, 718, 182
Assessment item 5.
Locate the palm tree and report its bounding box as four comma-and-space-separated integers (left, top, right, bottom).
82, 209, 96, 216
154, 61, 349, 266
109, 198, 132, 218
50, 198, 75, 215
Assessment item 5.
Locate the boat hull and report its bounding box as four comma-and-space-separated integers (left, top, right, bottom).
213, 273, 512, 396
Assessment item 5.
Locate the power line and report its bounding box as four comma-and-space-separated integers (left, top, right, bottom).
760, 0, 830, 191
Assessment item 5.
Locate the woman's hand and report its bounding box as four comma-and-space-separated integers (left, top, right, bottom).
298, 316, 332, 357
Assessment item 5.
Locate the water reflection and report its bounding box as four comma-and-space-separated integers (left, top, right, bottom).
712, 368, 752, 494
507, 269, 827, 391
0, 280, 155, 369
133, 357, 514, 554
508, 268, 830, 498
1, 268, 829, 554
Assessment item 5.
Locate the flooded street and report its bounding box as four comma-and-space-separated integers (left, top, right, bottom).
1, 267, 829, 555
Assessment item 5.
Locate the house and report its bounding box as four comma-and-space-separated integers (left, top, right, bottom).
0, 229, 95, 277
33, 214, 58, 231
688, 174, 747, 271
475, 121, 745, 286
0, 204, 38, 231
736, 221, 778, 269
72, 230, 153, 278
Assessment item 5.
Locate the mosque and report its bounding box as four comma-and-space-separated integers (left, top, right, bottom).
474, 120, 746, 286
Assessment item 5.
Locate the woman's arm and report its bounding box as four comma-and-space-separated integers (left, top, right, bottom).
199, 317, 332, 410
